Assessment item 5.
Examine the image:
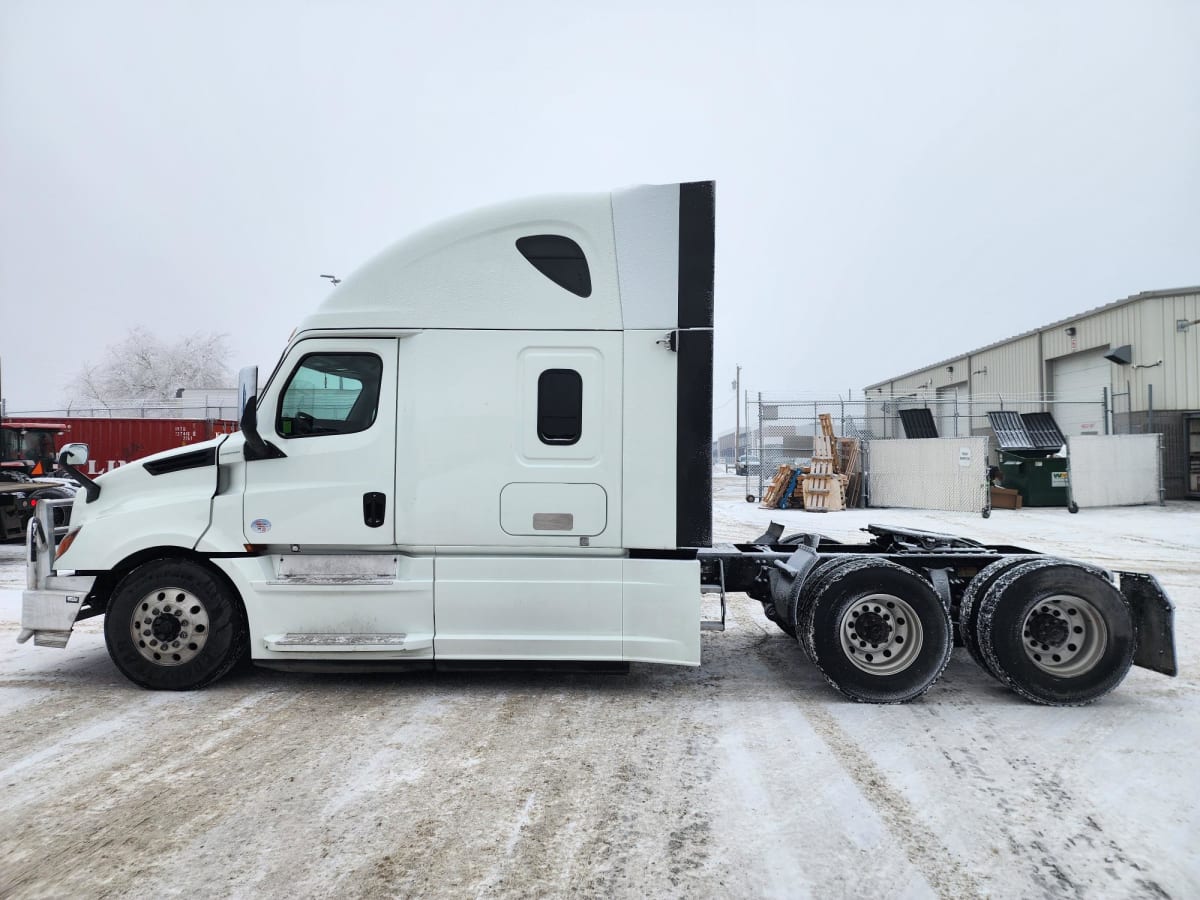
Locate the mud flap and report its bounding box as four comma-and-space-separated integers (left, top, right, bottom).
1118, 571, 1177, 676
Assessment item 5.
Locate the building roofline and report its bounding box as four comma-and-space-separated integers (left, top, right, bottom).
864, 284, 1200, 390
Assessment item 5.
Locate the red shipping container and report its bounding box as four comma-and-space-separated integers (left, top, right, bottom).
14, 417, 238, 475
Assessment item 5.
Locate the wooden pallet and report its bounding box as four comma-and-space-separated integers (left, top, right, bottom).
759, 465, 795, 508
802, 436, 845, 511
839, 437, 861, 508
819, 414, 840, 474
778, 468, 805, 509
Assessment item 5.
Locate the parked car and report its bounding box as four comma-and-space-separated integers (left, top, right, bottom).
735, 454, 760, 476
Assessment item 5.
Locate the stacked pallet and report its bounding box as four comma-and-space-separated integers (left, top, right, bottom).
802, 436, 845, 512
839, 437, 862, 508
755, 416, 860, 512
759, 465, 800, 509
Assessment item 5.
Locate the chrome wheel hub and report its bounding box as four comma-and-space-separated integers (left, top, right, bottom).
129, 588, 211, 666
839, 593, 924, 676
1021, 594, 1106, 677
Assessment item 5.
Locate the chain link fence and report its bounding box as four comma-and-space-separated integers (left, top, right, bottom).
721, 393, 1110, 508
7, 396, 239, 421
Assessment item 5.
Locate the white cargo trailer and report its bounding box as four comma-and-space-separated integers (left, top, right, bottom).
20, 181, 1177, 704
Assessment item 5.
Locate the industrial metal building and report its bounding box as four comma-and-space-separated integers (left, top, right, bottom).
864, 286, 1200, 500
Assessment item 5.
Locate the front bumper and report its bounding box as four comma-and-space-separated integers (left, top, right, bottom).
17, 499, 95, 649
18, 579, 96, 647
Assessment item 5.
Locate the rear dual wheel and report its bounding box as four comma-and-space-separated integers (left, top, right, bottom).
803, 558, 953, 703
958, 557, 1038, 680
975, 559, 1134, 706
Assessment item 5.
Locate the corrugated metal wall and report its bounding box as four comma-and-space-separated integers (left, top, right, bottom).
969, 335, 1042, 400
867, 290, 1200, 414
16, 417, 238, 474
863, 288, 1200, 498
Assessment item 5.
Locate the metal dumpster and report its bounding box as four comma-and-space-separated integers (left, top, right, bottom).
988, 411, 1074, 509
997, 450, 1070, 507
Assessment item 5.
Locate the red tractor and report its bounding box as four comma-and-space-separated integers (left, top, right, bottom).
0, 421, 75, 540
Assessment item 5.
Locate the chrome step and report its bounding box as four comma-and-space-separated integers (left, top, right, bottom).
700, 561, 727, 632
263, 633, 432, 652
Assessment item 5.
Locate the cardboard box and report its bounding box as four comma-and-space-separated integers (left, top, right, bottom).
990, 486, 1023, 510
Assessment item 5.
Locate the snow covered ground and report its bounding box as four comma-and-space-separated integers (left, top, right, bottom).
1, 479, 1197, 898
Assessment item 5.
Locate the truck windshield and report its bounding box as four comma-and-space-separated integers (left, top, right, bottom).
1, 429, 56, 465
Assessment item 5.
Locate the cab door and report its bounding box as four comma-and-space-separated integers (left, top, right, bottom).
242, 338, 397, 547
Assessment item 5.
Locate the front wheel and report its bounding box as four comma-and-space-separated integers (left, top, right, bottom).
803, 558, 953, 703
105, 559, 248, 690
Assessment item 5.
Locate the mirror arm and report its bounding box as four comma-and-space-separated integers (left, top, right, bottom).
57, 453, 101, 503
240, 394, 287, 461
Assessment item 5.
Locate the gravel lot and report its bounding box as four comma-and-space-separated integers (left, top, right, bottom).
1, 478, 1196, 899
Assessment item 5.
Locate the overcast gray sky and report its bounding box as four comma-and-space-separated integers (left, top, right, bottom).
2, 1, 1197, 432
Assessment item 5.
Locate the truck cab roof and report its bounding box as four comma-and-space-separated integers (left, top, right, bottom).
297, 182, 714, 335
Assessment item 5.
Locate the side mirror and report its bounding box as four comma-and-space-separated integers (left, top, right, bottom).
58, 443, 89, 466
57, 443, 101, 502
237, 366, 258, 420
238, 364, 286, 462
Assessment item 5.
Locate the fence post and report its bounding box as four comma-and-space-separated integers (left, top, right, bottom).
1158, 433, 1165, 506
757, 392, 764, 500
1147, 383, 1153, 433
1102, 387, 1109, 435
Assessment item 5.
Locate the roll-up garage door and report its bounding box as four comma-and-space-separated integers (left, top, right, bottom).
1052, 348, 1111, 436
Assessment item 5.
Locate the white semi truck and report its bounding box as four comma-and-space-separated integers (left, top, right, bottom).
19, 181, 1177, 704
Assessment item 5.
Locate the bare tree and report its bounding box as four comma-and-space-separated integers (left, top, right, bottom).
66, 327, 233, 403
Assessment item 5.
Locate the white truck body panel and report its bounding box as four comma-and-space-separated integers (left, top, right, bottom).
27, 181, 716, 676
242, 336, 399, 547
214, 554, 436, 662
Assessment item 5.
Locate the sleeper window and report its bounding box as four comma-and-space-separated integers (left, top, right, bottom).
537, 369, 582, 445
276, 353, 383, 438
516, 235, 592, 298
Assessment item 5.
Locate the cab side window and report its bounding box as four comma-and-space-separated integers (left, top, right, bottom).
537, 368, 582, 445
276, 353, 383, 438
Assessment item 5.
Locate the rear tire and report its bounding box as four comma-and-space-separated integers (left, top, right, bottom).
803, 558, 952, 703
958, 557, 1038, 680
105, 559, 248, 690
796, 556, 861, 661
977, 559, 1135, 706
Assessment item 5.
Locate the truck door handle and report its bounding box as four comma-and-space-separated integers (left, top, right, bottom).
363, 492, 386, 528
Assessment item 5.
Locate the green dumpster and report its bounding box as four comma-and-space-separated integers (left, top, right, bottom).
998, 450, 1070, 507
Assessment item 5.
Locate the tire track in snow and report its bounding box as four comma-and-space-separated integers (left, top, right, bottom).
721, 602, 974, 898
926, 676, 1177, 899
796, 702, 983, 899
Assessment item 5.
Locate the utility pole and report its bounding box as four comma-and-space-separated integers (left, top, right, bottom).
733, 364, 741, 468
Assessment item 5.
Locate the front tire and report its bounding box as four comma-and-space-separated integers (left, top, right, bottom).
105, 559, 248, 690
